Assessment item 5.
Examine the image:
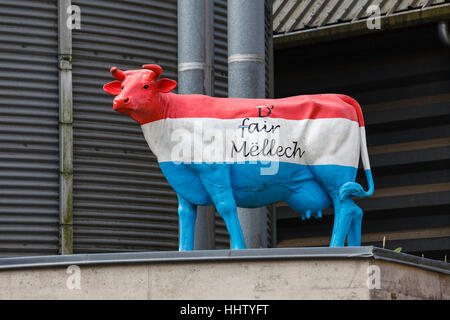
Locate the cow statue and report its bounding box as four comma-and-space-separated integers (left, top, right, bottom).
103, 64, 374, 251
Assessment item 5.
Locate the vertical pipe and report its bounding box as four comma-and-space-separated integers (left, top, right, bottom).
228, 0, 267, 248
228, 0, 266, 98
178, 0, 216, 250
58, 0, 74, 254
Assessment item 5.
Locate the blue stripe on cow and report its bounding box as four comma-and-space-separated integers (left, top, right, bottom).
159, 161, 361, 207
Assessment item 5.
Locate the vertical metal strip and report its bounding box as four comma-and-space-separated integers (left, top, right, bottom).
266, 0, 277, 248
58, 0, 74, 255
204, 0, 215, 97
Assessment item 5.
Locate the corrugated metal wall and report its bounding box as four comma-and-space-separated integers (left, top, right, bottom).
0, 0, 275, 255
213, 0, 228, 99
275, 23, 449, 260
0, 0, 59, 257
71, 0, 179, 253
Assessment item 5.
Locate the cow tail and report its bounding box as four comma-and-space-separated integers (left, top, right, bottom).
337, 95, 375, 201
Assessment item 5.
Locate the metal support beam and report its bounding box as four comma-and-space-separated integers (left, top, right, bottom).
228, 0, 267, 248
58, 0, 74, 255
178, 0, 215, 250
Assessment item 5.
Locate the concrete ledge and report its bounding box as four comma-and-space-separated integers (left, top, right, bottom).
0, 247, 448, 299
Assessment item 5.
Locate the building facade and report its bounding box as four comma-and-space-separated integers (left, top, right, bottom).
0, 0, 274, 256
0, 0, 448, 260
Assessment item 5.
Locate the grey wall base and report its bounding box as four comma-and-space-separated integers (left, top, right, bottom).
0, 247, 448, 300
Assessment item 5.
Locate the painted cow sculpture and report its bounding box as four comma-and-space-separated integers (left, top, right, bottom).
103, 64, 374, 251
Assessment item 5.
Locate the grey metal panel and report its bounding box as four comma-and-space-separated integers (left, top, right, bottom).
0, 0, 59, 257
71, 0, 179, 253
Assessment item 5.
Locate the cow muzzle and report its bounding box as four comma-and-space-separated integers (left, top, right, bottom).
113, 96, 135, 113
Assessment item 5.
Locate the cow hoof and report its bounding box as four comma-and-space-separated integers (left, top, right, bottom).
313, 210, 323, 219
306, 210, 311, 219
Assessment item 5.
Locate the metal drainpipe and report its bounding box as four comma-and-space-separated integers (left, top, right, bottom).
178, 0, 216, 250
228, 0, 267, 248
58, 0, 74, 255
438, 21, 450, 47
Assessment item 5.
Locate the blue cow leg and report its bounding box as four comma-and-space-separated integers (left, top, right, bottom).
284, 179, 331, 220
308, 165, 363, 247
347, 205, 363, 246
209, 188, 246, 250
330, 197, 363, 247
196, 165, 246, 250
177, 194, 198, 251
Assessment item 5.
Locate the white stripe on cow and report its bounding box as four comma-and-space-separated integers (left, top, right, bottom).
360, 126, 370, 170
141, 117, 361, 168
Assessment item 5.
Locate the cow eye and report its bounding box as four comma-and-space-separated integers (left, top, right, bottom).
143, 85, 149, 89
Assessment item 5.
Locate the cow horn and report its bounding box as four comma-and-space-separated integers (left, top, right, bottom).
142, 64, 162, 79
110, 67, 126, 81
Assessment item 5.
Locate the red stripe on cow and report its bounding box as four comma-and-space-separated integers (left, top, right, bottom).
138, 93, 364, 127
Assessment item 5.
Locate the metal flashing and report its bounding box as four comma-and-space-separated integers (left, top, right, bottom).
1, 246, 448, 274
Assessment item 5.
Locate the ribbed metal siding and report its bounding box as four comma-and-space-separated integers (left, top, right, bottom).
214, 0, 228, 98
0, 0, 59, 257
212, 0, 230, 249
71, 0, 179, 253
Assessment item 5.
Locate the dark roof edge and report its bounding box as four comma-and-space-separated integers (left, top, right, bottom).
0, 246, 448, 274
372, 247, 450, 275
274, 4, 450, 50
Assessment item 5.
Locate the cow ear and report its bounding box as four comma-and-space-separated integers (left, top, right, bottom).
157, 79, 177, 93
103, 81, 122, 95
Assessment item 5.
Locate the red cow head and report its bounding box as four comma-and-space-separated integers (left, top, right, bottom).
103, 64, 177, 123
